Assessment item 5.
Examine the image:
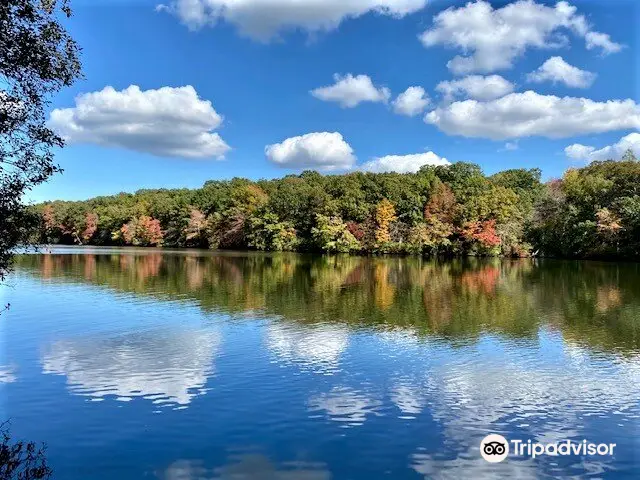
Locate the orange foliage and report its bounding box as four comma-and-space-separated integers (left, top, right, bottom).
120, 216, 163, 246
460, 219, 501, 248
425, 181, 456, 224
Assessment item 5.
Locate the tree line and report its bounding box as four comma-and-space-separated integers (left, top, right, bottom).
32, 151, 640, 259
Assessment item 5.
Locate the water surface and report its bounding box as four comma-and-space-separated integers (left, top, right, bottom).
2, 248, 640, 478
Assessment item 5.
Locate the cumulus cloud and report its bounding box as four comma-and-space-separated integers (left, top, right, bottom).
157, 0, 427, 40
360, 152, 450, 173
526, 56, 596, 88
49, 85, 230, 159
424, 91, 640, 140
392, 86, 430, 116
265, 132, 356, 171
311, 74, 390, 108
585, 31, 625, 55
565, 133, 640, 162
435, 75, 514, 102
419, 0, 623, 75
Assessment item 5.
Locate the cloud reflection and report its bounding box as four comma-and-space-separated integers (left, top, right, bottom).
308, 386, 381, 427
0, 365, 17, 383
42, 328, 221, 407
389, 381, 429, 419
409, 340, 640, 478
266, 323, 349, 375
159, 455, 330, 480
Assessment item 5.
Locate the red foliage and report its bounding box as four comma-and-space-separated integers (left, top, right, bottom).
461, 219, 501, 248
120, 216, 163, 246
42, 205, 56, 233
346, 221, 365, 241
82, 213, 98, 242
120, 223, 134, 244
139, 216, 163, 246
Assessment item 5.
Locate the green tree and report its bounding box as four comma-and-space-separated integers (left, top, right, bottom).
311, 214, 360, 253
247, 212, 298, 251
0, 0, 82, 278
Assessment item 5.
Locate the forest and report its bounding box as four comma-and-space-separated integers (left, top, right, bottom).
32, 151, 640, 259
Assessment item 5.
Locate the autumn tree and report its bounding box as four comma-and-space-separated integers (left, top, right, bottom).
0, 0, 82, 278
373, 199, 397, 246
424, 180, 456, 224
81, 213, 98, 244
41, 205, 58, 243
184, 209, 209, 247
115, 216, 163, 247
460, 220, 501, 255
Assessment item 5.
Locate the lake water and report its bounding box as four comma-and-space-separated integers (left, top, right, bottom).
1, 248, 640, 479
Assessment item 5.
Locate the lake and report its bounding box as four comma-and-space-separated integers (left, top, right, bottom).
1, 248, 640, 479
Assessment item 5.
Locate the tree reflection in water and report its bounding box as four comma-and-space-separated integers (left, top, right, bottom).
16, 249, 640, 356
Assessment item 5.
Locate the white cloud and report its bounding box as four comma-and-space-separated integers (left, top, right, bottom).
565, 133, 640, 162
157, 0, 427, 40
419, 0, 622, 75
361, 152, 450, 173
392, 86, 430, 116
49, 85, 230, 159
265, 132, 356, 171
424, 91, 640, 140
435, 75, 514, 102
585, 31, 625, 55
564, 143, 595, 160
502, 141, 519, 151
526, 56, 596, 88
311, 74, 390, 108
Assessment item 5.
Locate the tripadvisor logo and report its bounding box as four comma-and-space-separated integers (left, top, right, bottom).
480, 434, 616, 463
480, 434, 509, 463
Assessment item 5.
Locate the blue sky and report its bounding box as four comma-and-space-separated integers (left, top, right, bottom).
30, 0, 640, 202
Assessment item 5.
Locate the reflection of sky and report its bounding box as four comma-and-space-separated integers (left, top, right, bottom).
42, 328, 221, 406
404, 334, 640, 478
0, 365, 17, 383
5, 256, 640, 479
266, 322, 349, 375
308, 386, 382, 427
389, 380, 428, 419
160, 455, 330, 480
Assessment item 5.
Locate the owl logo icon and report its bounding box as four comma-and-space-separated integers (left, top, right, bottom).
480, 434, 509, 463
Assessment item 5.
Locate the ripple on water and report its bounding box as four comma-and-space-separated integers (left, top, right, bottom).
41, 327, 221, 407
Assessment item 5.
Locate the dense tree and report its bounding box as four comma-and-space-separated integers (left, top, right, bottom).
114, 216, 163, 247
0, 0, 82, 278
29, 155, 640, 260
247, 212, 298, 251
311, 214, 360, 253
